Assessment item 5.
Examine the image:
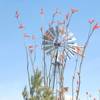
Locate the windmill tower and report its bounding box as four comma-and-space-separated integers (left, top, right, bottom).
42, 11, 83, 100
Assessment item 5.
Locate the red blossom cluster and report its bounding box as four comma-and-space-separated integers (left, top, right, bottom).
93, 23, 100, 30
15, 10, 20, 19
19, 24, 25, 29
15, 10, 37, 54
88, 18, 100, 30
71, 8, 78, 14
24, 33, 36, 40
88, 19, 94, 24
28, 45, 38, 54
40, 8, 45, 16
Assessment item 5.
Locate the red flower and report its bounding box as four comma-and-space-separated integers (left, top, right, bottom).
29, 45, 38, 49
29, 45, 33, 49
24, 33, 30, 38
93, 23, 100, 30
19, 24, 24, 29
88, 19, 94, 24
28, 45, 33, 54
16, 10, 20, 19
71, 8, 78, 14
40, 8, 44, 16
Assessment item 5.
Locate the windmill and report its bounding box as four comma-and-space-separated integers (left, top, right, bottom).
42, 16, 83, 99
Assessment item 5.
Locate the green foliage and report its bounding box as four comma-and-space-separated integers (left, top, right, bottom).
31, 69, 42, 95
22, 86, 29, 100
42, 87, 54, 100
22, 69, 54, 100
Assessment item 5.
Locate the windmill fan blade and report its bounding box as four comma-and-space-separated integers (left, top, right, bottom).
42, 35, 53, 41
64, 49, 71, 60
43, 45, 54, 51
66, 53, 71, 60
46, 47, 56, 55
66, 47, 75, 56
64, 34, 75, 41
72, 46, 84, 56
68, 45, 83, 56
42, 41, 53, 46
65, 47, 75, 57
68, 37, 76, 41
49, 27, 56, 37
55, 26, 59, 37
67, 42, 76, 45
46, 30, 55, 40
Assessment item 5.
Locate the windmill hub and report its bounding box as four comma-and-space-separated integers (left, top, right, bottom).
54, 42, 61, 47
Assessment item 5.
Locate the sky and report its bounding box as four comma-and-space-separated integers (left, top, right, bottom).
0, 0, 100, 100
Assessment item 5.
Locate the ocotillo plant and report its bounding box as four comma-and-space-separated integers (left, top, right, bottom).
16, 10, 55, 100
16, 7, 100, 100
71, 18, 100, 100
